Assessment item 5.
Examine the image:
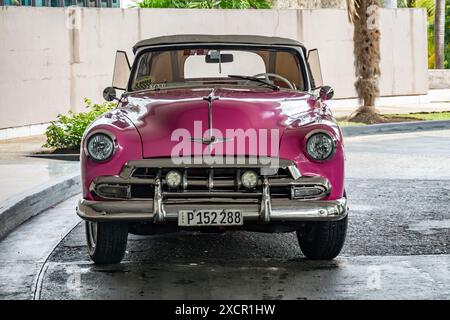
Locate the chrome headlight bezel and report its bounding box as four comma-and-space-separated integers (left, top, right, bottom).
85, 131, 116, 162
305, 131, 336, 161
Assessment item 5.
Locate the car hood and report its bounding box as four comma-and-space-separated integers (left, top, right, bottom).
119, 87, 318, 158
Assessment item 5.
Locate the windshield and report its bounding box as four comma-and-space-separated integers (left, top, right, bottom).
130, 47, 306, 91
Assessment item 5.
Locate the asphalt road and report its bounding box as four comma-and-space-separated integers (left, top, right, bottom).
1, 130, 449, 299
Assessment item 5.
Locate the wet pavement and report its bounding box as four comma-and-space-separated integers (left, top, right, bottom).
0, 135, 78, 202
0, 130, 449, 299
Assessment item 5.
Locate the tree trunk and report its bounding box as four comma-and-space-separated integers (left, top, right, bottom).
383, 0, 397, 8
347, 0, 384, 124
434, 0, 445, 69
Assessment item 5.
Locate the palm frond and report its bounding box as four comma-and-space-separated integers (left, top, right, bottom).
346, 0, 360, 23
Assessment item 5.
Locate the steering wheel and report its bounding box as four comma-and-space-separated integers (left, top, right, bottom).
245, 73, 295, 90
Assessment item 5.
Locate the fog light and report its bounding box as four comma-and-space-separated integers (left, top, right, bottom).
166, 170, 182, 188
241, 170, 258, 189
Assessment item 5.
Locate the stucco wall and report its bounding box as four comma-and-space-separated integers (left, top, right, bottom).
429, 70, 450, 89
0, 7, 428, 129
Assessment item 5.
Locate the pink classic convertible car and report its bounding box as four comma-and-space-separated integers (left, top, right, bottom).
77, 35, 348, 264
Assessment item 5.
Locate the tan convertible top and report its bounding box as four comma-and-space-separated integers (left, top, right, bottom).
133, 34, 305, 53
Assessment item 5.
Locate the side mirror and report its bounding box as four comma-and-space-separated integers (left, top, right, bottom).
112, 50, 131, 90
319, 86, 334, 101
307, 49, 323, 89
103, 86, 117, 102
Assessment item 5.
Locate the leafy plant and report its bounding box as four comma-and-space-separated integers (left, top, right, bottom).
131, 0, 188, 8
399, 0, 450, 69
132, 0, 271, 9
43, 98, 116, 150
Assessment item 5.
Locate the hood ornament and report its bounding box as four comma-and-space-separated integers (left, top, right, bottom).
190, 88, 233, 145
203, 88, 219, 136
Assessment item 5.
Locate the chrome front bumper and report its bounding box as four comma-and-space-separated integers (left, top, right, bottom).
78, 157, 347, 224
76, 196, 348, 223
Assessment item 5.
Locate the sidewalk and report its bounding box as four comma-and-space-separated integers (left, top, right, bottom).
0, 136, 79, 203
0, 135, 80, 239
329, 89, 450, 118
330, 102, 450, 118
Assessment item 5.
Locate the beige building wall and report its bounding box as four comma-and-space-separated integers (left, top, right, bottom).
0, 7, 428, 129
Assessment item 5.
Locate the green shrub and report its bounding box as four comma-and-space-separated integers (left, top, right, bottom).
43, 98, 116, 150
399, 0, 450, 69
133, 0, 271, 9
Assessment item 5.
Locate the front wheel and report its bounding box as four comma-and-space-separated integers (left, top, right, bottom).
85, 221, 128, 264
296, 215, 348, 260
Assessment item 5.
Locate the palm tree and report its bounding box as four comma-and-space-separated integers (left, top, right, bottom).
434, 0, 445, 68
346, 0, 384, 123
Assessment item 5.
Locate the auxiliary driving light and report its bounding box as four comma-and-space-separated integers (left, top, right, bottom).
165, 170, 182, 188
241, 170, 258, 189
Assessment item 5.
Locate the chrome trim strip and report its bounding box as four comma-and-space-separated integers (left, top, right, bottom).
92, 176, 156, 186
235, 169, 241, 190
153, 178, 164, 223
118, 157, 296, 179
260, 177, 271, 223
287, 165, 302, 179
77, 197, 348, 222
163, 191, 262, 198
208, 169, 214, 191
182, 169, 188, 190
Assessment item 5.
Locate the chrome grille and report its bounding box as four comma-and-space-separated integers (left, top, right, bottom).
131, 167, 290, 193
91, 159, 330, 201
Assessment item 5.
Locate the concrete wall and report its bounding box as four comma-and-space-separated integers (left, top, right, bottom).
429, 70, 450, 89
0, 7, 428, 129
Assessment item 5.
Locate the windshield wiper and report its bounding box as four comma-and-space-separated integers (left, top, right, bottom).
227, 75, 280, 91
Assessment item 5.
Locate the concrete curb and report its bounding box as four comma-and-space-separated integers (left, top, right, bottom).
0, 173, 81, 240
342, 120, 450, 137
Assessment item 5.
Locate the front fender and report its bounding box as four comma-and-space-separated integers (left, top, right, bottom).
81, 109, 143, 199
279, 120, 345, 200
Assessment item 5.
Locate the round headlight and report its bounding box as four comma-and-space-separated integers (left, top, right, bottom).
306, 132, 335, 161
166, 170, 182, 188
86, 133, 115, 161
241, 170, 258, 189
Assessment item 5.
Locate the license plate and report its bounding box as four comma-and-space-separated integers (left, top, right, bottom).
178, 209, 243, 227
